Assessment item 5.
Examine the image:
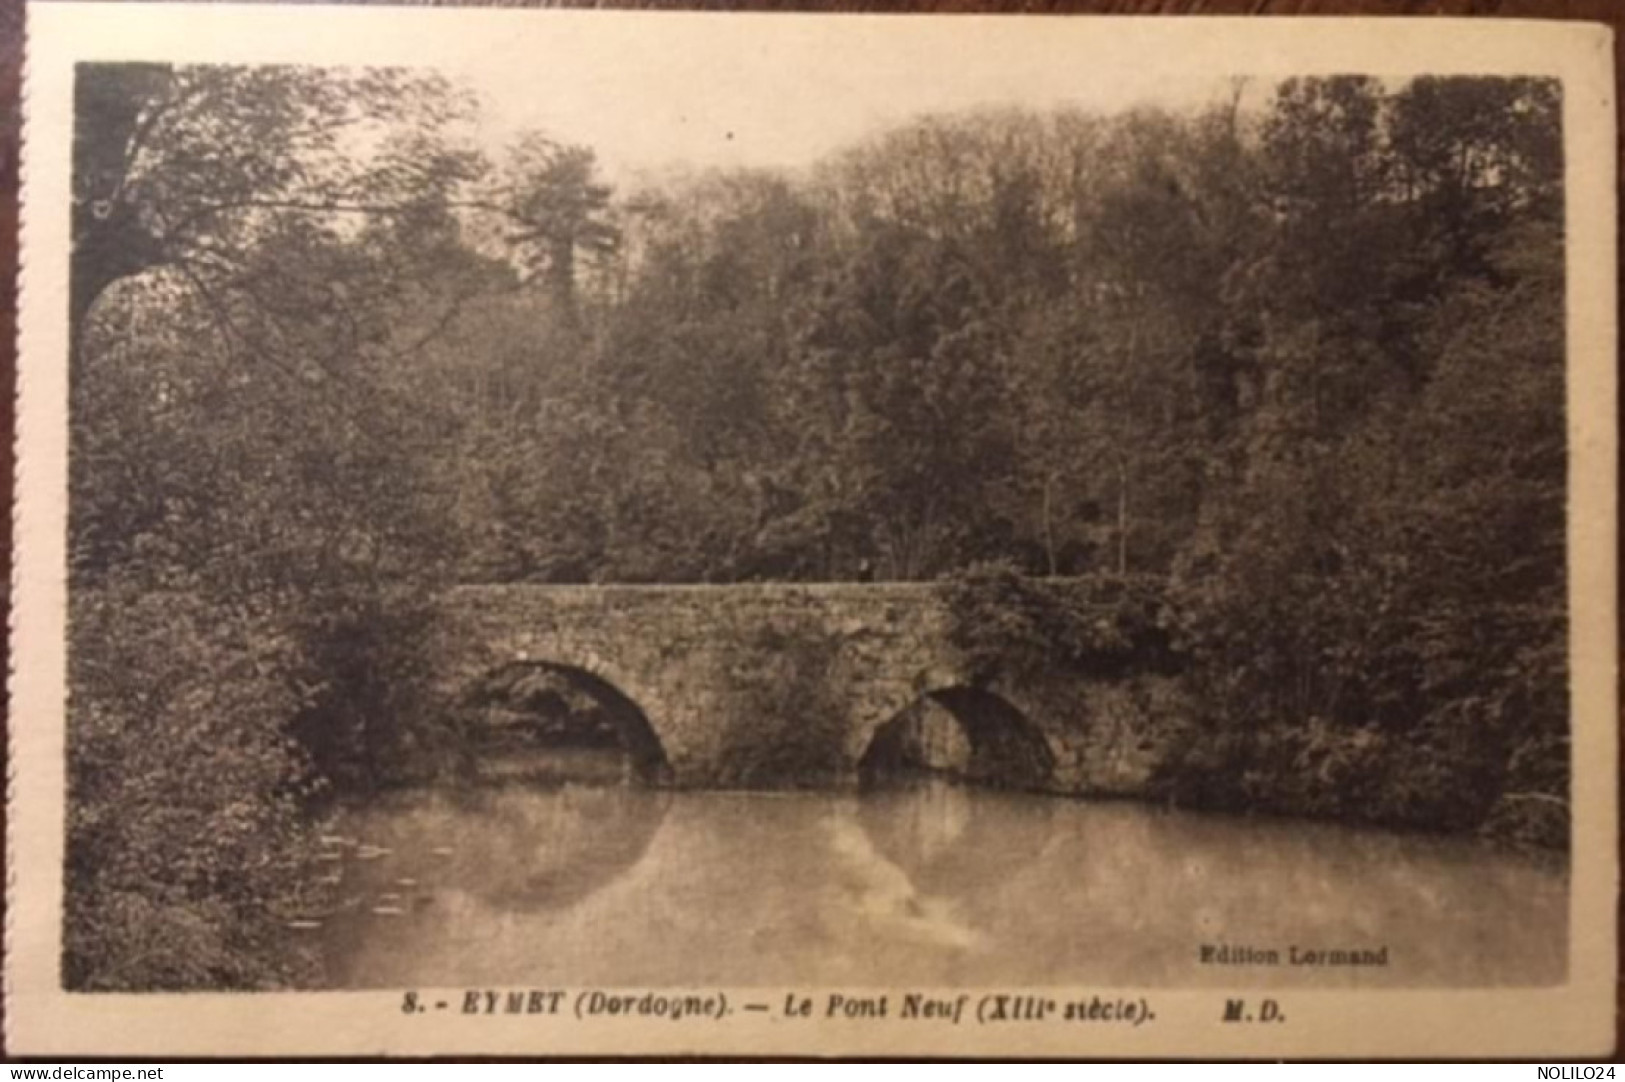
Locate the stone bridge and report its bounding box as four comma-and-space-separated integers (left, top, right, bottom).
426, 581, 1184, 793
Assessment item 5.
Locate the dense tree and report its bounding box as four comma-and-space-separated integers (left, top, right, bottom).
71, 64, 481, 353
493, 133, 620, 318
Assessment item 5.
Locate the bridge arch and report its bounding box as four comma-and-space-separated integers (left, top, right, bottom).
462, 659, 673, 784
857, 686, 1056, 791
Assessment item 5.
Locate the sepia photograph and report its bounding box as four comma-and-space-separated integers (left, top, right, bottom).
8, 6, 1617, 1058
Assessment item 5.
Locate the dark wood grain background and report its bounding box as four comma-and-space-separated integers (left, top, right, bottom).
0, 0, 1616, 1061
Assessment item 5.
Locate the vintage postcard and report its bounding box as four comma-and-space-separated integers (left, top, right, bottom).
8, 4, 1618, 1058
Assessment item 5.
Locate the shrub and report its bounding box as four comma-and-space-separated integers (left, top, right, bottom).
65, 581, 326, 990
940, 561, 1175, 684
1149, 709, 1522, 838
286, 587, 459, 794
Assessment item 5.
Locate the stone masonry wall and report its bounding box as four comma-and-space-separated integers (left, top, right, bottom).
428, 582, 1180, 790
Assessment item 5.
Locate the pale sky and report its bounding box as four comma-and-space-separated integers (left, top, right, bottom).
450, 16, 1256, 181
43, 5, 1578, 183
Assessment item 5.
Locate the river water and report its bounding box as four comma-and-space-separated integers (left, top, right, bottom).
311, 781, 1567, 988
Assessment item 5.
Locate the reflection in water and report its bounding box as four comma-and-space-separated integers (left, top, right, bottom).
854, 781, 1058, 893
315, 786, 670, 987
312, 782, 1567, 989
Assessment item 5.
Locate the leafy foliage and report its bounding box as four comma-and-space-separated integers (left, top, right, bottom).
942, 562, 1174, 684
285, 588, 456, 795
66, 583, 326, 989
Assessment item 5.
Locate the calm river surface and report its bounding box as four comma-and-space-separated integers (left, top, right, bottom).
312, 782, 1566, 988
